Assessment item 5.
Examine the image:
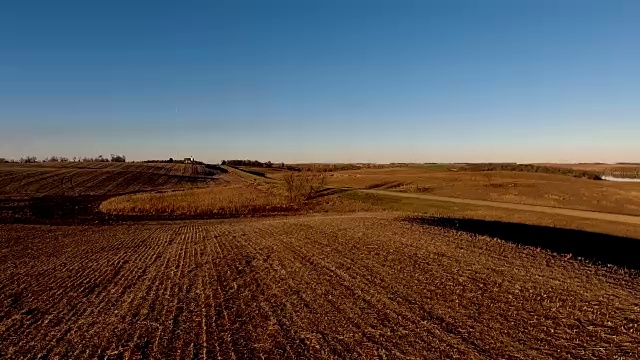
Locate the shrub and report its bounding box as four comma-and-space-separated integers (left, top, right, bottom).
283, 170, 327, 203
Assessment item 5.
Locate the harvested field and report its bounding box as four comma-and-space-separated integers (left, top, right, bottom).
1, 213, 639, 358
100, 179, 292, 217
100, 172, 380, 219
0, 162, 226, 223
0, 162, 223, 198
539, 163, 640, 179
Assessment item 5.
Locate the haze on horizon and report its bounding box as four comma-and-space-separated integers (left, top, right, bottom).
1, 0, 638, 164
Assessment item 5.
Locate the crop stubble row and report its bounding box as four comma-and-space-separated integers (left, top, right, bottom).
0, 214, 639, 358
0, 163, 218, 197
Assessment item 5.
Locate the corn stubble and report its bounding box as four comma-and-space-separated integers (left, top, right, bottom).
99, 171, 349, 217
0, 162, 219, 197
100, 183, 293, 217
1, 214, 638, 358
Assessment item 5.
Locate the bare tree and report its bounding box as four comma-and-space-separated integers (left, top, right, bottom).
110, 154, 126, 162
283, 170, 327, 203
20, 156, 37, 164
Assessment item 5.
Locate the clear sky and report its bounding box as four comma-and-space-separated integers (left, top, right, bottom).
1, 0, 639, 163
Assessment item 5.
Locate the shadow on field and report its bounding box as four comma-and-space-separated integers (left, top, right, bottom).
231, 166, 266, 177
410, 216, 640, 271
204, 164, 228, 174
0, 195, 109, 224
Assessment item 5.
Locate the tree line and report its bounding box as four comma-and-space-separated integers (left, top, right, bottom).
0, 154, 127, 164
221, 159, 301, 171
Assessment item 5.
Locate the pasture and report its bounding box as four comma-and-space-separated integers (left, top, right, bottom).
314, 166, 640, 216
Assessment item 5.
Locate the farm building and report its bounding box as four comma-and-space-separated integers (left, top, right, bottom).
184, 157, 195, 164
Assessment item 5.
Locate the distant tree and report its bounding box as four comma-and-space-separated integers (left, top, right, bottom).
20, 156, 38, 164
221, 160, 227, 165
0, 158, 6, 163
110, 154, 126, 162
168, 157, 174, 163
81, 155, 110, 162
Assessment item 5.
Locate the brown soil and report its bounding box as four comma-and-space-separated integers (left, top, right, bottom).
0, 162, 226, 223
0, 162, 223, 197
1, 213, 638, 358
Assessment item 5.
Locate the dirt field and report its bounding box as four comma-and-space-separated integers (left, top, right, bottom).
1, 213, 639, 359
0, 162, 225, 224
0, 162, 222, 198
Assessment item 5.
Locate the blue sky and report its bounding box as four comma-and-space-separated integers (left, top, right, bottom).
1, 0, 639, 163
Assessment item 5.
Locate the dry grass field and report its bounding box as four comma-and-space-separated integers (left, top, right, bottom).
100, 174, 292, 217
539, 163, 640, 178
100, 170, 379, 219
315, 167, 640, 216
1, 214, 639, 359
340, 190, 640, 240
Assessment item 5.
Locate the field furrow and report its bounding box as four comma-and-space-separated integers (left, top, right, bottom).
1, 214, 639, 359
0, 162, 222, 198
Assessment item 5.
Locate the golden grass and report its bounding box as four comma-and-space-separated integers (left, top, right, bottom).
100, 182, 293, 217
324, 168, 640, 216
100, 171, 383, 218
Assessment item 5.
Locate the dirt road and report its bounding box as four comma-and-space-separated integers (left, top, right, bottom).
362, 189, 640, 225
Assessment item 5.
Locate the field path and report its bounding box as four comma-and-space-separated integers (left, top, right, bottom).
361, 189, 640, 225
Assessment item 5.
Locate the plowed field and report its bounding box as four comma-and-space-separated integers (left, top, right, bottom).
1, 213, 638, 359
0, 162, 221, 197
